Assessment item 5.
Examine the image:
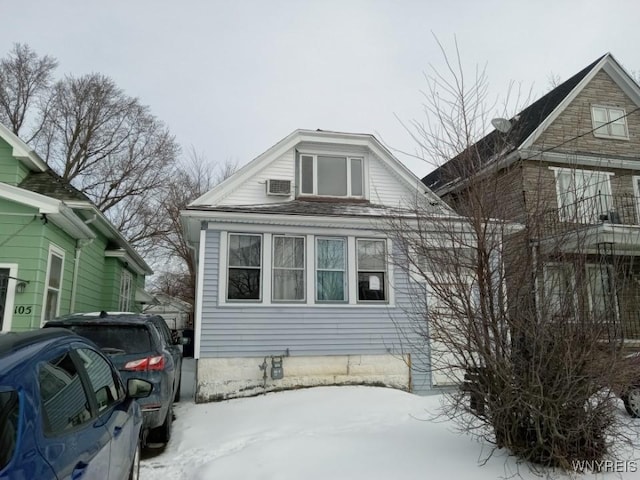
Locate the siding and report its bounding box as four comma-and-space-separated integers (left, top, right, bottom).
200, 230, 431, 391
0, 137, 30, 185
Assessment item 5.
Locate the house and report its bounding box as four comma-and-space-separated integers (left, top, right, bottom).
0, 122, 153, 332
423, 53, 640, 345
144, 293, 192, 331
181, 129, 471, 402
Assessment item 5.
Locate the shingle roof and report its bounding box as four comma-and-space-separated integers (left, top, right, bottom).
19, 170, 92, 203
422, 54, 606, 191
187, 199, 443, 217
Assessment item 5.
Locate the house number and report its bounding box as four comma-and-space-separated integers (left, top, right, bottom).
14, 306, 33, 315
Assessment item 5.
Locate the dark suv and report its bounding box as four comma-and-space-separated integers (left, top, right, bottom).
45, 312, 183, 445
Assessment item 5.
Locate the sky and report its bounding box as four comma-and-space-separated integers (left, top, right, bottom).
1, 0, 639, 179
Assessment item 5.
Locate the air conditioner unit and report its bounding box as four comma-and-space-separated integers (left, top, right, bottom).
266, 179, 291, 196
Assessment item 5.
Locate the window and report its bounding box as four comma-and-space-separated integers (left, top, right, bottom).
357, 239, 386, 301
119, 270, 132, 311
0, 390, 19, 470
591, 105, 629, 139
273, 236, 305, 302
316, 238, 347, 302
77, 348, 123, 413
299, 154, 363, 197
587, 264, 617, 318
553, 168, 612, 223
43, 246, 64, 322
227, 234, 262, 301
543, 264, 576, 319
39, 352, 91, 435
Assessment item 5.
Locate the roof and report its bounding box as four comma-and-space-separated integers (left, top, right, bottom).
422, 54, 608, 191
186, 199, 443, 218
19, 170, 93, 202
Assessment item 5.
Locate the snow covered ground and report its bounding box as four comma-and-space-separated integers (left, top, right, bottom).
141, 359, 639, 479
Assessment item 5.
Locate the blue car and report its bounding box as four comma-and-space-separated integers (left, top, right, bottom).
0, 328, 151, 480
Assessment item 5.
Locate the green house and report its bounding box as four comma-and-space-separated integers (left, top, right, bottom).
0, 122, 153, 332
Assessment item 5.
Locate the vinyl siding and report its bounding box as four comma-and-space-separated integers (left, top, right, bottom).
0, 137, 30, 185
200, 229, 432, 392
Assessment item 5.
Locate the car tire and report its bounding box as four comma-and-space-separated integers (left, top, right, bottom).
150, 403, 172, 444
128, 439, 141, 480
623, 387, 640, 418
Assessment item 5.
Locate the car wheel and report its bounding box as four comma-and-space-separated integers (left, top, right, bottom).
623, 387, 640, 418
128, 439, 141, 480
150, 403, 172, 444
174, 378, 181, 402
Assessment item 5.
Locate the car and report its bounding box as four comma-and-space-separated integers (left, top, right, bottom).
620, 352, 640, 418
0, 328, 151, 480
45, 312, 184, 446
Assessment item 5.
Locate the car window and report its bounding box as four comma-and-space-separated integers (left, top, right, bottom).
153, 319, 172, 345
0, 390, 19, 471
76, 348, 123, 413
68, 325, 152, 354
38, 353, 92, 435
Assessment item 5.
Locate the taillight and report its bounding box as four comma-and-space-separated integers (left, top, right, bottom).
124, 355, 165, 371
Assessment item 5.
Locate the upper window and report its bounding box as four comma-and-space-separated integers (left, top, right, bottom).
299, 155, 363, 197
553, 168, 612, 223
591, 105, 629, 139
43, 246, 64, 322
316, 237, 347, 302
272, 236, 305, 302
119, 270, 132, 312
357, 239, 387, 302
227, 234, 262, 301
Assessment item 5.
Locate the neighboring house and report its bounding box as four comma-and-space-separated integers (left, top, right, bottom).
144, 293, 192, 330
0, 122, 154, 332
423, 53, 640, 345
181, 129, 465, 402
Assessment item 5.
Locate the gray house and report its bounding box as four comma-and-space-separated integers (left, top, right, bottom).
181, 129, 465, 402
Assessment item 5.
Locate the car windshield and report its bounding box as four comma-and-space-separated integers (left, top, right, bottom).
0, 390, 19, 471
68, 325, 152, 355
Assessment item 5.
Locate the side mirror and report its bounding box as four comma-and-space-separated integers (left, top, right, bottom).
127, 378, 153, 399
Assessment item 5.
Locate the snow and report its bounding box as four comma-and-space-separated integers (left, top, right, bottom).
141, 359, 639, 479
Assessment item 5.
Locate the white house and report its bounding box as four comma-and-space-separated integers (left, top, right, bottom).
181, 129, 466, 402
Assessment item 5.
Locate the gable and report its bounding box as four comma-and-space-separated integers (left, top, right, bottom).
531, 69, 640, 158
0, 137, 30, 185
191, 130, 443, 210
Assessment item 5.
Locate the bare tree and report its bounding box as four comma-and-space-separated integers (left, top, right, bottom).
389, 41, 639, 471
151, 148, 238, 304
0, 43, 57, 139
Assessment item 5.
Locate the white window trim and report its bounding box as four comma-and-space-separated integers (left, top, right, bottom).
356, 238, 388, 304
550, 167, 614, 223
585, 264, 619, 319
591, 104, 629, 140
119, 270, 132, 312
541, 262, 578, 320
315, 236, 348, 303
41, 244, 65, 325
298, 154, 365, 199
271, 235, 306, 303
0, 263, 18, 332
225, 232, 264, 303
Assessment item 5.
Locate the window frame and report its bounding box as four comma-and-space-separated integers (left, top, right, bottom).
591, 105, 629, 140
315, 236, 348, 303
272, 235, 306, 303
356, 238, 388, 303
226, 233, 263, 302
42, 244, 65, 324
119, 270, 132, 312
551, 167, 614, 223
298, 154, 365, 198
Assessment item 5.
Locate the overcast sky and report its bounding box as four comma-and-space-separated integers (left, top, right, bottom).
2, 0, 638, 178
